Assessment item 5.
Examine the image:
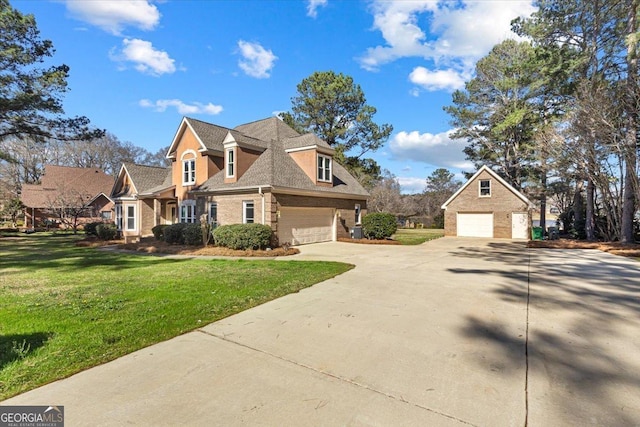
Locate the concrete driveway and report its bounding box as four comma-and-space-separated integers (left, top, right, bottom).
3, 238, 640, 426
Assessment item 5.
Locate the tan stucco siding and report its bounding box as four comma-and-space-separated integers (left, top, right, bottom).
289, 150, 316, 183
172, 126, 210, 201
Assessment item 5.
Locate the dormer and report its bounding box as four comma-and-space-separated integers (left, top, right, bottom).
284, 134, 336, 187
222, 131, 266, 183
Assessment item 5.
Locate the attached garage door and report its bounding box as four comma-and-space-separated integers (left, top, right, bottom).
457, 213, 494, 238
279, 207, 334, 245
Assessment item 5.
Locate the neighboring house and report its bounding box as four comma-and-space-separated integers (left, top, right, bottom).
20, 165, 115, 229
110, 116, 369, 245
441, 165, 534, 239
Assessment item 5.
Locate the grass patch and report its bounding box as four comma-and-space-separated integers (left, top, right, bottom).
392, 228, 444, 245
0, 235, 353, 399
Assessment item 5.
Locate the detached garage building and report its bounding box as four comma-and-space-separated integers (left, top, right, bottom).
441, 165, 533, 239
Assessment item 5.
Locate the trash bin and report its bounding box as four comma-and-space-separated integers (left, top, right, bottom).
531, 226, 543, 240
352, 225, 363, 239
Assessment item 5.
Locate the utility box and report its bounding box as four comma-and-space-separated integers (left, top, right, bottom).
352, 226, 363, 239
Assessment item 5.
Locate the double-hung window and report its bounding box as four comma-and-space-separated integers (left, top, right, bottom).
183, 158, 195, 185
115, 205, 123, 230
243, 201, 254, 224
226, 148, 235, 178
317, 154, 332, 182
180, 200, 196, 223
479, 179, 491, 197
209, 202, 218, 226
126, 205, 136, 231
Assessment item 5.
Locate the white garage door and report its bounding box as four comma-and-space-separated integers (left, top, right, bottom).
279, 207, 334, 245
457, 213, 494, 238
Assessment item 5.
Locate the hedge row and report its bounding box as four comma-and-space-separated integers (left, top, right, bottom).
212, 224, 272, 250
157, 222, 272, 249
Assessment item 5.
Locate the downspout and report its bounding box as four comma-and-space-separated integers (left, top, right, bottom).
259, 186, 265, 224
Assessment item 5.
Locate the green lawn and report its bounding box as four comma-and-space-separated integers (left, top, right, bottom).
0, 235, 353, 400
392, 228, 444, 245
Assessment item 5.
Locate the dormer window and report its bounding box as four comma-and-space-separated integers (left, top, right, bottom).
318, 154, 332, 182
479, 179, 491, 197
226, 148, 235, 178
182, 150, 196, 185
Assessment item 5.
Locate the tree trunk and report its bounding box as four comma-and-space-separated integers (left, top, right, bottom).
621, 0, 639, 243
586, 178, 596, 241
540, 157, 547, 233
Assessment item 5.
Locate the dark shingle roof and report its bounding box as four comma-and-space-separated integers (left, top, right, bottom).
199, 141, 368, 197
124, 163, 171, 194
184, 117, 230, 151
234, 117, 300, 141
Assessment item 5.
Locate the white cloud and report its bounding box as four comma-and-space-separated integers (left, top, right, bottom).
397, 177, 427, 194
307, 0, 328, 18
389, 129, 473, 170
139, 99, 223, 115
237, 40, 278, 79
64, 0, 160, 35
111, 38, 176, 76
359, 1, 536, 92
409, 67, 467, 92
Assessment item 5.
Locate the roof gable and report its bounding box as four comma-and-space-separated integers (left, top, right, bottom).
166, 117, 230, 159
112, 163, 171, 198
441, 165, 533, 209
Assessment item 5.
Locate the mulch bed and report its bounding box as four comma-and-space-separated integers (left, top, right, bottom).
528, 239, 640, 258
76, 237, 300, 257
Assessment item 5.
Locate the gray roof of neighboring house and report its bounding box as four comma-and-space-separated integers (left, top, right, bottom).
123, 163, 171, 194
234, 117, 300, 141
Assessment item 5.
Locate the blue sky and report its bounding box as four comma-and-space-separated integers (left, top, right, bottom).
14, 0, 535, 193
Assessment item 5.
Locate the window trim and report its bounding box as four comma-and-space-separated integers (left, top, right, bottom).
479, 179, 491, 197
226, 148, 235, 178
125, 205, 136, 231
209, 202, 218, 225
317, 154, 332, 182
243, 200, 254, 224
180, 200, 197, 223
115, 204, 123, 231
182, 158, 196, 185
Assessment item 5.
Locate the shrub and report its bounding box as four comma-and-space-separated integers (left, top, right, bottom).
362, 212, 397, 240
96, 223, 117, 241
213, 223, 272, 250
84, 221, 103, 236
152, 224, 169, 241
183, 223, 203, 246
163, 223, 187, 245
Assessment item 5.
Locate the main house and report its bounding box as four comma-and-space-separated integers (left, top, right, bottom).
111, 117, 369, 245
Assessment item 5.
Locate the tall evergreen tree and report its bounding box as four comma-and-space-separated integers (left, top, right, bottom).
0, 0, 101, 153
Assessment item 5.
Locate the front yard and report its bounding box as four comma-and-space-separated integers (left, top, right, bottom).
0, 234, 353, 400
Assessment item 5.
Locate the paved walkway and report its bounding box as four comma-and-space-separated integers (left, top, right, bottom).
3, 238, 640, 426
